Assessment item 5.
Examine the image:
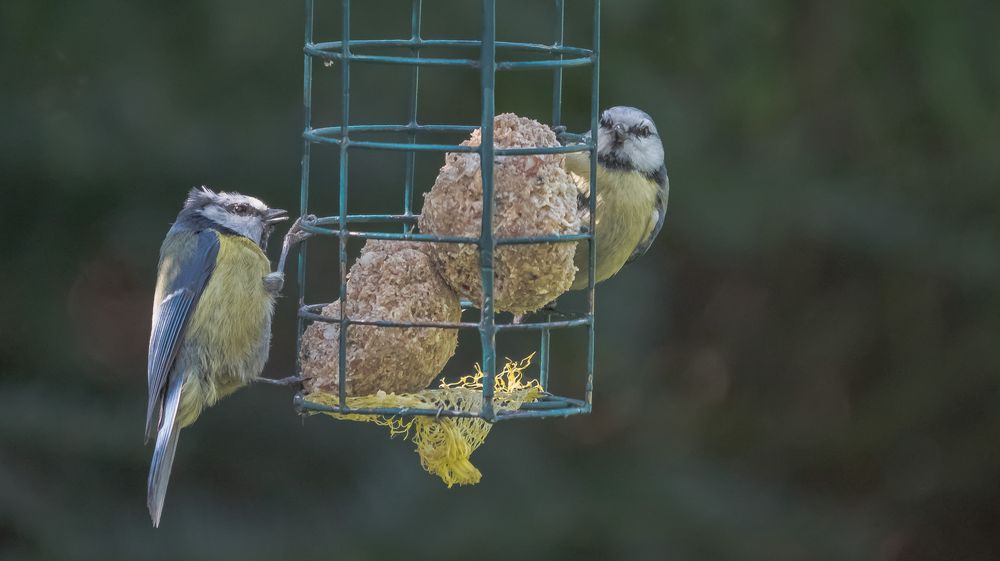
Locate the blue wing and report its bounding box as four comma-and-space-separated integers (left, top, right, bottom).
145, 229, 219, 441
626, 166, 669, 265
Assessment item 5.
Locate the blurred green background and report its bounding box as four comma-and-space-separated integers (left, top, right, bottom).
2, 0, 999, 559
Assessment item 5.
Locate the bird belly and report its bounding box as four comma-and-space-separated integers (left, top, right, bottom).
571, 167, 659, 290
175, 234, 274, 428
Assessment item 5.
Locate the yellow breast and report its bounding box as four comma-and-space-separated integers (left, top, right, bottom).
185, 234, 273, 375
571, 165, 660, 289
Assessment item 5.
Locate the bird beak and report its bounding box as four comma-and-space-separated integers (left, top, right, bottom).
612, 123, 627, 142
264, 208, 289, 225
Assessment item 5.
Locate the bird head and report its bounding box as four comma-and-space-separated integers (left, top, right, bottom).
595, 106, 664, 176
177, 187, 288, 248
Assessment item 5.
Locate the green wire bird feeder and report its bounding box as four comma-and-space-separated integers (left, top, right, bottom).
291, 0, 602, 424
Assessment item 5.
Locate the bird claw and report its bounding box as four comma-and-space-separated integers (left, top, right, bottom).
258, 375, 303, 386
285, 215, 315, 246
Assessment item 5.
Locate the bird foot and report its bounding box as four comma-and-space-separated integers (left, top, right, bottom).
258, 375, 303, 386
276, 215, 316, 275
285, 215, 315, 246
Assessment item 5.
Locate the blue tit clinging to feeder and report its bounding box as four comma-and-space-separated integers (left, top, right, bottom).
145, 187, 287, 527
565, 106, 669, 290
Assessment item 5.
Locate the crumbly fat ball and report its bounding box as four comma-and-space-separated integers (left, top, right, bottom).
300, 240, 461, 396
418, 113, 581, 314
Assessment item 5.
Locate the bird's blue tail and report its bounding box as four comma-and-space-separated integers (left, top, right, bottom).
148, 374, 183, 527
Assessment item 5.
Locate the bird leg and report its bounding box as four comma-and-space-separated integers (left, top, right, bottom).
276, 215, 316, 277
259, 216, 316, 386
262, 216, 316, 296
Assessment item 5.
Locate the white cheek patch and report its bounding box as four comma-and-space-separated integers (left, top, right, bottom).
229, 215, 264, 244
627, 138, 665, 173
200, 207, 264, 244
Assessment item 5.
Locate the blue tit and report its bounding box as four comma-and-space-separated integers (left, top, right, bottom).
145, 187, 287, 527
565, 106, 669, 290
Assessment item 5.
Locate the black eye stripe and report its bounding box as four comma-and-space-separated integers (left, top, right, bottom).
600, 120, 655, 137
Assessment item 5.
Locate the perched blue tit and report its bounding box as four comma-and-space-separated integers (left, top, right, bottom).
566, 106, 669, 290
145, 187, 287, 527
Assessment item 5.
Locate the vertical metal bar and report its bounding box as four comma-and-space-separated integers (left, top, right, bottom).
550, 0, 565, 127
539, 321, 551, 390
297, 0, 315, 383
402, 0, 422, 232
478, 0, 497, 420
585, 0, 600, 407
540, 0, 564, 392
337, 0, 351, 408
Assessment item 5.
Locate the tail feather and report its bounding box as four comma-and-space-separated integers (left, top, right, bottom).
148, 374, 184, 527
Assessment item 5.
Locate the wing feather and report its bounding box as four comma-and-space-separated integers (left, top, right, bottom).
144, 230, 219, 441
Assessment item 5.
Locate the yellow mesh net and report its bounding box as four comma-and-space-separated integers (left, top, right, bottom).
304, 354, 542, 487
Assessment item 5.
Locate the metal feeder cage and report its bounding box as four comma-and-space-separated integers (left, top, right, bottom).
291, 0, 601, 422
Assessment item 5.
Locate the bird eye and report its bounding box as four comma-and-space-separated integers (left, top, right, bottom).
637, 126, 651, 137
231, 203, 249, 215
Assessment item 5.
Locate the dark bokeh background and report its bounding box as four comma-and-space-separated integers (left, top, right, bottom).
3, 0, 999, 559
